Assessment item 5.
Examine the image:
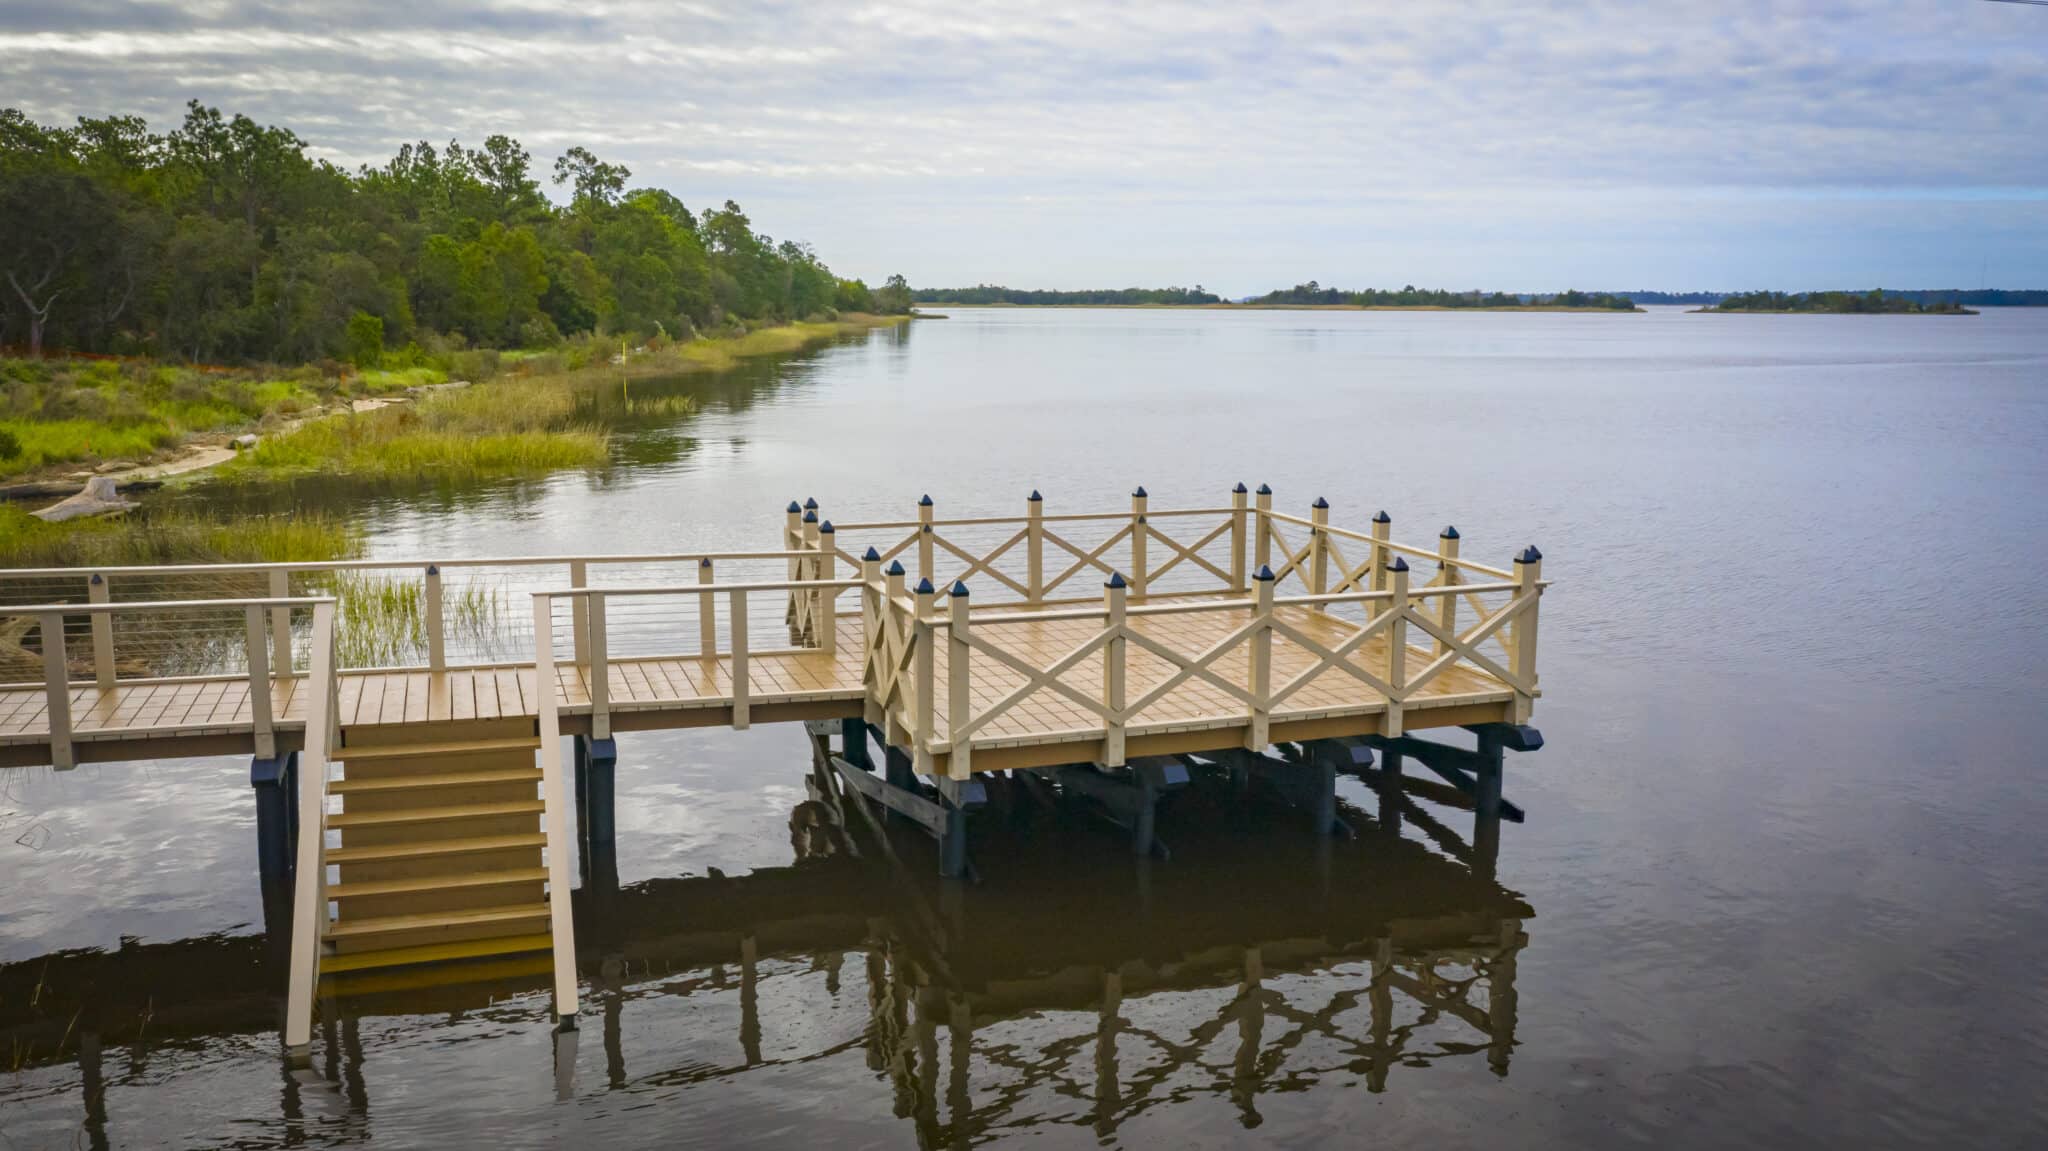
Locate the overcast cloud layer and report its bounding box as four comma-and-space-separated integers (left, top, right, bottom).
5, 0, 2045, 292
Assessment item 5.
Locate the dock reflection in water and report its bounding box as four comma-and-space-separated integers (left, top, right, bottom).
0, 751, 1528, 1147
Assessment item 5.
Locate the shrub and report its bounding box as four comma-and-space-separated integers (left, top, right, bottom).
345, 311, 386, 369
0, 427, 19, 461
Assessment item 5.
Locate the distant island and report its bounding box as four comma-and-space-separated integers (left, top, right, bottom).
910, 285, 1224, 306
913, 283, 1641, 311
1698, 290, 1976, 315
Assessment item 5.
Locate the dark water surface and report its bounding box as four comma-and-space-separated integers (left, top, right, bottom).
4, 307, 2046, 1147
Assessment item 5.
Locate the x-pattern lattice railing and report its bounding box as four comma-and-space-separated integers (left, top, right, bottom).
843, 490, 1545, 779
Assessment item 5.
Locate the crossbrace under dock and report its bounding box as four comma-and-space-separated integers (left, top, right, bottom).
0, 486, 1548, 1061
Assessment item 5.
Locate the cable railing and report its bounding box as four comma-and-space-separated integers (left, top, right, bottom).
0, 595, 335, 768
0, 550, 819, 685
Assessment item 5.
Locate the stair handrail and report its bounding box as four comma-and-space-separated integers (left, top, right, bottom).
283, 598, 339, 1061
529, 592, 581, 1025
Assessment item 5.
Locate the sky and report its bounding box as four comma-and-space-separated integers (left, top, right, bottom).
3, 0, 2045, 295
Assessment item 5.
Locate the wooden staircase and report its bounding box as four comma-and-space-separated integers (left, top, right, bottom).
317, 729, 558, 988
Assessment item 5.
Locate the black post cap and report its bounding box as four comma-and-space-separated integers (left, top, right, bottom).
819, 520, 834, 533
1441, 525, 1460, 539
803, 497, 818, 510
950, 580, 970, 597
886, 560, 905, 576
700, 557, 713, 567
1028, 489, 1042, 501
1256, 483, 1272, 495
1373, 510, 1391, 523
802, 509, 818, 523
1517, 545, 1544, 564
426, 563, 439, 575
787, 501, 802, 514
915, 577, 936, 595
1106, 571, 1127, 589
1389, 556, 1409, 573
1254, 565, 1276, 581
862, 546, 882, 562
918, 494, 933, 506
1233, 482, 1248, 493
1132, 486, 1147, 498
1312, 496, 1329, 509
90, 572, 103, 584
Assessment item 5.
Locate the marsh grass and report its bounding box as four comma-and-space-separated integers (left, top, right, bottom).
0, 505, 358, 569
324, 571, 510, 667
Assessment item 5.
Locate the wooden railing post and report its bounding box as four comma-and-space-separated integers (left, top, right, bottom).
784, 501, 803, 626
912, 577, 937, 773
1309, 497, 1330, 606
1026, 490, 1044, 605
697, 558, 717, 656
283, 599, 337, 1057
1370, 511, 1392, 593
1246, 566, 1273, 751
244, 604, 275, 760
1254, 484, 1273, 572
528, 592, 581, 1025
88, 573, 113, 690
570, 560, 589, 665
1435, 526, 1461, 659
1510, 546, 1543, 723
1386, 557, 1410, 738
424, 564, 446, 672
1103, 572, 1128, 766
1229, 484, 1249, 593
729, 588, 751, 730
40, 610, 72, 770
917, 495, 935, 584
268, 569, 292, 674
818, 522, 838, 654
947, 580, 972, 780
800, 509, 821, 641
1129, 487, 1149, 599
588, 591, 610, 740
861, 548, 884, 728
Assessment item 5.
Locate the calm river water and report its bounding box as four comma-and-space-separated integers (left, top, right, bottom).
3, 306, 2046, 1147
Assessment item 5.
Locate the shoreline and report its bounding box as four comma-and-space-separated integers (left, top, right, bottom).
2, 314, 913, 496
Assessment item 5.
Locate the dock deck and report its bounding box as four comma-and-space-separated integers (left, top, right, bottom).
0, 593, 1514, 769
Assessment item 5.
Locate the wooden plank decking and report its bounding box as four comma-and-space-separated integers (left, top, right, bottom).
0, 597, 1513, 769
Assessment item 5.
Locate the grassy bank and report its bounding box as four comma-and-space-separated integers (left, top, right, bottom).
216, 314, 907, 483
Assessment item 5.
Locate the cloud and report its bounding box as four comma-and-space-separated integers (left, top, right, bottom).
3, 0, 2043, 289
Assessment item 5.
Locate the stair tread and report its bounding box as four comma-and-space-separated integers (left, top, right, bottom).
329, 832, 546, 864
331, 767, 541, 794
325, 902, 552, 939
329, 800, 544, 828
328, 868, 549, 899
319, 933, 554, 974
334, 737, 540, 762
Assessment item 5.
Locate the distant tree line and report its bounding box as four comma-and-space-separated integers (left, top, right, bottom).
0, 103, 911, 363
1711, 290, 1973, 314
912, 285, 1222, 306
1249, 283, 1636, 310
1610, 290, 1726, 305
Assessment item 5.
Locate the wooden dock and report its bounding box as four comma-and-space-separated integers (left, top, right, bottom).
0, 486, 1548, 1062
